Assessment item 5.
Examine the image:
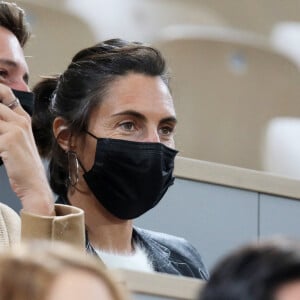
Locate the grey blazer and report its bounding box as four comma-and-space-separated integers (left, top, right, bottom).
132, 227, 208, 279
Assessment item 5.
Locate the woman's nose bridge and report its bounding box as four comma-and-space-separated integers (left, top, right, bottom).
144, 126, 160, 142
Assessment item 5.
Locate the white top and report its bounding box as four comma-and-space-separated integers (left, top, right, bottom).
95, 243, 154, 273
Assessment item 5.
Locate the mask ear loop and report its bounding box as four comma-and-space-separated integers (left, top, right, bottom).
85, 130, 98, 140
67, 151, 79, 186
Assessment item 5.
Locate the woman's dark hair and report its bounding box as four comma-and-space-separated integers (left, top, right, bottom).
32, 38, 169, 196
200, 238, 300, 300
32, 76, 59, 158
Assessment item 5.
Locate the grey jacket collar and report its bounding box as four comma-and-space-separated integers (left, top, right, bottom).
132, 227, 198, 277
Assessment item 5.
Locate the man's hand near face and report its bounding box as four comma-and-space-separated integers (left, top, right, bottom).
0, 83, 55, 216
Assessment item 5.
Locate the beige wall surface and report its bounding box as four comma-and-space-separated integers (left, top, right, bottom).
18, 1, 96, 86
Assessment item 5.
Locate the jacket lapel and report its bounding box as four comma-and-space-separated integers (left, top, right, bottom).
133, 227, 182, 275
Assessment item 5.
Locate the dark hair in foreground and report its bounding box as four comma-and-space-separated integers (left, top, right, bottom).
0, 1, 30, 47
32, 38, 169, 196
199, 238, 300, 300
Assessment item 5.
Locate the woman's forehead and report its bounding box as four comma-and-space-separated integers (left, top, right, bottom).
98, 73, 174, 113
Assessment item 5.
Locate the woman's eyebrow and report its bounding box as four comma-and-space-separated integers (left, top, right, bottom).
112, 111, 177, 125
112, 110, 147, 122
159, 116, 177, 125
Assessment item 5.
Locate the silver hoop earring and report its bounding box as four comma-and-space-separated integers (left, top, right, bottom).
67, 151, 79, 186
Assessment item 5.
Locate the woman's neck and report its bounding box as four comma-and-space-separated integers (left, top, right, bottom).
68, 187, 134, 254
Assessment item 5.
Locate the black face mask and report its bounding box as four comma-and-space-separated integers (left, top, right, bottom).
0, 89, 34, 167
80, 133, 178, 220
12, 89, 34, 116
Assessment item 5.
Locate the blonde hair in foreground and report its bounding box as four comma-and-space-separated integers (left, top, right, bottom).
0, 241, 128, 300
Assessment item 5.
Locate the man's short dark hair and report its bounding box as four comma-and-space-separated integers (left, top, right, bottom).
200, 238, 300, 300
0, 1, 30, 47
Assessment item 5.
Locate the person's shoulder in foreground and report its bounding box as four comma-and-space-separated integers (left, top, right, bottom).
134, 227, 209, 279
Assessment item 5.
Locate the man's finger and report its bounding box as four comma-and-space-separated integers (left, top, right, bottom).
0, 102, 30, 123
0, 83, 29, 119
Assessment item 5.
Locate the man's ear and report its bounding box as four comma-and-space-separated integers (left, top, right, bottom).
53, 117, 74, 152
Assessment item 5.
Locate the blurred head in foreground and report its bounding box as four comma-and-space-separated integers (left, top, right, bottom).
0, 241, 127, 300
200, 238, 300, 300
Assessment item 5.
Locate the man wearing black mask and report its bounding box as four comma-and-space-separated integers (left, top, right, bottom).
0, 1, 84, 248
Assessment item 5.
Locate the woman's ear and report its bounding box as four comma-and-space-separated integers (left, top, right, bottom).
53, 117, 74, 152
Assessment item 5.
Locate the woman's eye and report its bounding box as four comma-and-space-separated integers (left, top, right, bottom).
119, 122, 135, 131
159, 126, 174, 136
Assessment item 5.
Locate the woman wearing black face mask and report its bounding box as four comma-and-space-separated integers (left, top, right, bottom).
32, 39, 208, 279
